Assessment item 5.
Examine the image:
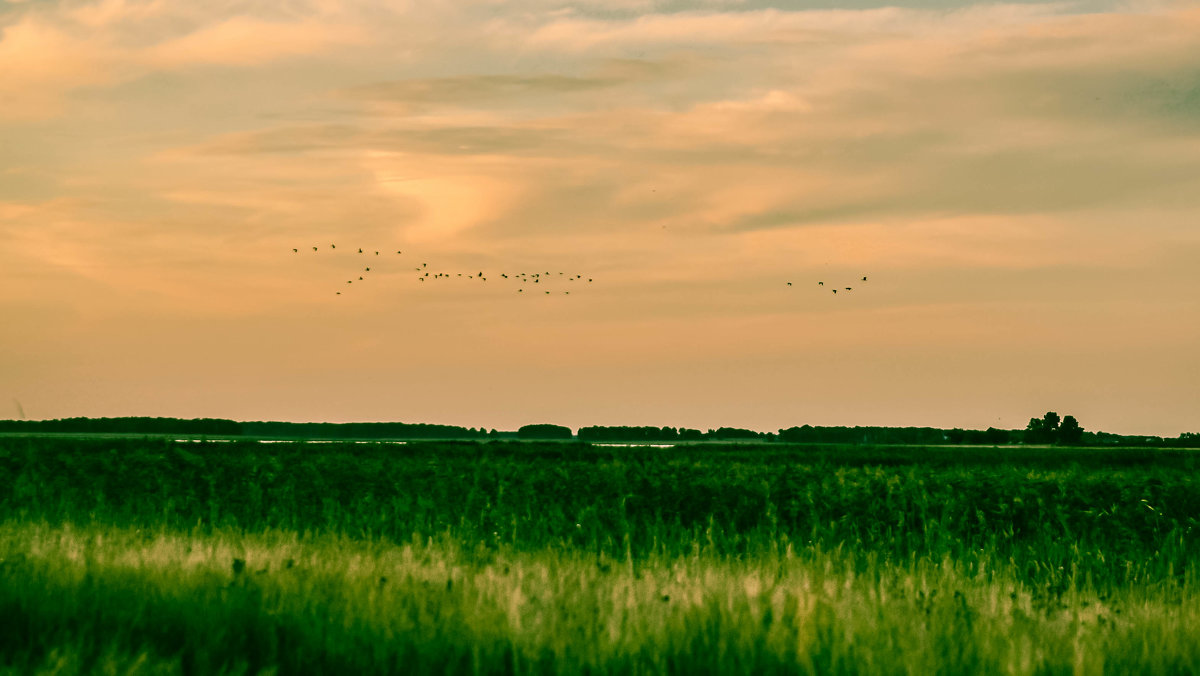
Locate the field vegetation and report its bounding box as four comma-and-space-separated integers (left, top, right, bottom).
2, 438, 1198, 674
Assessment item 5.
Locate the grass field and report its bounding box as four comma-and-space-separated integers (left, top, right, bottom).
2, 437, 1198, 674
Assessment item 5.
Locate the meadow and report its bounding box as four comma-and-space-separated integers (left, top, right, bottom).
2, 437, 1198, 674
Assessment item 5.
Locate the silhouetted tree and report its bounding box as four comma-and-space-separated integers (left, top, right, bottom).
517, 424, 573, 440
1059, 415, 1083, 445
1024, 411, 1062, 444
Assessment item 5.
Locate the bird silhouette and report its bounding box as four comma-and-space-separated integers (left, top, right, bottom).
331, 244, 336, 249
845, 287, 851, 291
358, 248, 363, 253
831, 289, 837, 294
862, 276, 868, 281
787, 282, 792, 286
818, 281, 824, 286
313, 247, 318, 252
292, 248, 298, 253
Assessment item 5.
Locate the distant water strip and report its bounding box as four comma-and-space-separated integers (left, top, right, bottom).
592, 443, 676, 448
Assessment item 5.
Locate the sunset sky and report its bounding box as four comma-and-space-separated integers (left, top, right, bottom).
2, 0, 1198, 436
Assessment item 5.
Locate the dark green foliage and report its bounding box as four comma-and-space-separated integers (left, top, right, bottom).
517, 424, 573, 440
2, 438, 1198, 591
1059, 416, 1084, 445
0, 417, 490, 439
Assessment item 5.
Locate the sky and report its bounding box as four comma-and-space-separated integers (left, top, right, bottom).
2, 0, 1198, 436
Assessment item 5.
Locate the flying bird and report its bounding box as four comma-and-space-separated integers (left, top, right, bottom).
787, 282, 792, 286
313, 247, 318, 252
831, 289, 837, 294
862, 276, 868, 281
358, 248, 363, 253
818, 281, 824, 286
292, 248, 298, 253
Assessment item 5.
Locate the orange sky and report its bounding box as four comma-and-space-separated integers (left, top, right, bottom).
2, 0, 1198, 436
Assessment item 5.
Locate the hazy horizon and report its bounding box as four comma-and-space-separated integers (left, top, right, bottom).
3, 0, 1198, 438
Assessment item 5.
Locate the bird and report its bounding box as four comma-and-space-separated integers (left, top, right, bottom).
358, 276, 363, 281
845, 287, 851, 291
358, 248, 363, 253
331, 244, 336, 249
831, 289, 837, 294
818, 281, 824, 286
336, 292, 341, 295
313, 247, 318, 252
862, 276, 868, 281
365, 267, 370, 272
375, 251, 379, 255
787, 282, 792, 286
292, 248, 298, 253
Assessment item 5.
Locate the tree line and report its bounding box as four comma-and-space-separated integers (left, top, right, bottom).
0, 414, 1196, 447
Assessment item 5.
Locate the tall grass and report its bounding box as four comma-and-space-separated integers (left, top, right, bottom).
3, 520, 1199, 675
2, 438, 1199, 673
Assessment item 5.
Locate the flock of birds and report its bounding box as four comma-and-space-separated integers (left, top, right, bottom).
792, 277, 869, 294
293, 245, 594, 296
293, 244, 869, 298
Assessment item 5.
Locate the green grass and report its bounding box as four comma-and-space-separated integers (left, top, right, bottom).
2, 438, 1199, 674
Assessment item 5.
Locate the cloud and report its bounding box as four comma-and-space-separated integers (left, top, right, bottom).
148, 16, 364, 68
0, 2, 368, 119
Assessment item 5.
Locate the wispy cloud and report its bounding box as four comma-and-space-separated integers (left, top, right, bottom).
3, 0, 1199, 432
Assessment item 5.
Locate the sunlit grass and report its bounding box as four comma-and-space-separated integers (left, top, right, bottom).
3, 520, 1200, 675
2, 439, 1200, 673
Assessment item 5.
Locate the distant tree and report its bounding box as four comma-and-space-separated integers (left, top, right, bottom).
1025, 411, 1079, 445
706, 427, 762, 441
1058, 415, 1083, 445
1177, 433, 1200, 448
517, 424, 573, 440
1043, 411, 1061, 432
